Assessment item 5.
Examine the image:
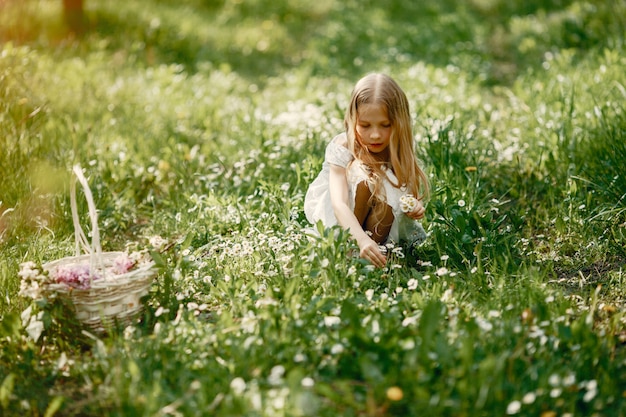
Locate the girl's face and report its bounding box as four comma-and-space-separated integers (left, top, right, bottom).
355, 103, 392, 157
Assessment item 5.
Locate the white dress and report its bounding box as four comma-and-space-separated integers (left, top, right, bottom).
304, 133, 424, 244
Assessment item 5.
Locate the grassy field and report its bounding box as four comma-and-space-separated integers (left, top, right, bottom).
1, 0, 625, 415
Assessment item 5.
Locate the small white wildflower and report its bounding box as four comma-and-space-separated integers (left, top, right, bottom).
18, 262, 39, 279
56, 352, 69, 372
301, 377, 315, 388
399, 339, 415, 350
522, 392, 536, 404
441, 288, 454, 302
148, 236, 167, 250
391, 246, 404, 255
550, 388, 562, 398
324, 316, 341, 327
230, 377, 247, 395
475, 317, 493, 332
563, 373, 576, 386
272, 394, 286, 410
371, 319, 380, 335
402, 315, 419, 327
365, 289, 375, 301
19, 280, 40, 299
268, 365, 285, 385
583, 389, 597, 403
407, 278, 418, 290
241, 312, 258, 333
435, 267, 449, 276
585, 379, 597, 390
330, 343, 344, 354
582, 379, 598, 403
506, 400, 521, 414
458, 199, 466, 207
548, 374, 561, 386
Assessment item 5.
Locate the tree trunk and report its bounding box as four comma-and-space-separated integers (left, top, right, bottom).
63, 0, 87, 35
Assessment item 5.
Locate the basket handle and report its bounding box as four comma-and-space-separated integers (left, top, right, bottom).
70, 165, 103, 260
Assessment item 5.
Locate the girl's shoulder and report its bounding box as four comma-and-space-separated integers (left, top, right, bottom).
325, 132, 353, 167
330, 132, 349, 149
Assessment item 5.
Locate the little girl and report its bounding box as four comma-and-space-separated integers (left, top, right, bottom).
304, 73, 429, 267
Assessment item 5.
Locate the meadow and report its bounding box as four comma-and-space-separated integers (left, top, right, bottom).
1, 0, 625, 415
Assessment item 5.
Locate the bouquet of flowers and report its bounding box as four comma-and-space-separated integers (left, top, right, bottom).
398, 194, 427, 247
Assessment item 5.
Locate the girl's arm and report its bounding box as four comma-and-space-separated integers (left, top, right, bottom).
328, 164, 387, 267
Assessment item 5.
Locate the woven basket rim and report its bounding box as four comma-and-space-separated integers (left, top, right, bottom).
43, 251, 156, 293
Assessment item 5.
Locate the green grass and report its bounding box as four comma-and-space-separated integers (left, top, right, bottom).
1, 0, 626, 415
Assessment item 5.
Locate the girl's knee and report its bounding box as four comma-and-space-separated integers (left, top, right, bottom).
353, 180, 395, 243
354, 181, 373, 225
367, 201, 394, 232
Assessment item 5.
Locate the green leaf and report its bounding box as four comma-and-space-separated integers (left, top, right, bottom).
0, 312, 20, 338
359, 354, 384, 383
44, 396, 64, 417
419, 300, 443, 347
0, 373, 16, 409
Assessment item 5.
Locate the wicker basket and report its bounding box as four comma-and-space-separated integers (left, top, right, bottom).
42, 165, 156, 333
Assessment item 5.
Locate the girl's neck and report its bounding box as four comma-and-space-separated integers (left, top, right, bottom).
371, 148, 391, 164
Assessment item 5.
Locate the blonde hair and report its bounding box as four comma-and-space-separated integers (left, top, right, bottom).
344, 73, 429, 212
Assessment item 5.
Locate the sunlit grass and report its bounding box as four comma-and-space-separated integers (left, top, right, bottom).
1, 0, 625, 415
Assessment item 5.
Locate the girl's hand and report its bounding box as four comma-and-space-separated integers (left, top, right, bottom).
406, 199, 425, 220
358, 236, 387, 268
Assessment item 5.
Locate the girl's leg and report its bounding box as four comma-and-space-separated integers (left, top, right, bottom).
354, 181, 395, 244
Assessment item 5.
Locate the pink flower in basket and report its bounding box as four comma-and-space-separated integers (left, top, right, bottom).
55, 263, 99, 289
112, 252, 136, 275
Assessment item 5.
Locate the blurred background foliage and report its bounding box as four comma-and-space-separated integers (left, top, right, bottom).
1, 0, 623, 83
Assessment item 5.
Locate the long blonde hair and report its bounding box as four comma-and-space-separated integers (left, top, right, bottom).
344, 73, 429, 210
